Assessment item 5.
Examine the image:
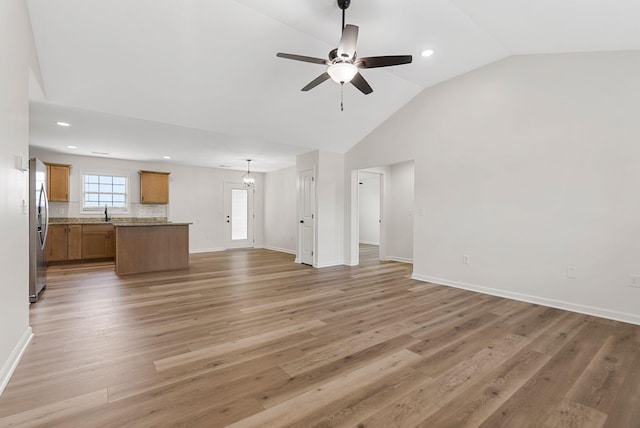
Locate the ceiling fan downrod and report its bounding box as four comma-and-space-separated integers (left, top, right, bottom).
338, 0, 350, 31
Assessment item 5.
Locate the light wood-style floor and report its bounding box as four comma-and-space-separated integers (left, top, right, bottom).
1, 245, 639, 427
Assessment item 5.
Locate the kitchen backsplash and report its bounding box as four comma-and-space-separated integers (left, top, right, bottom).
49, 201, 169, 220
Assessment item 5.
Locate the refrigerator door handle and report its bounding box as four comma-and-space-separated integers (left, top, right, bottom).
38, 183, 49, 250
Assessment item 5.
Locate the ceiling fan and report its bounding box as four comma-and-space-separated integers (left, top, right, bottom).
276, 0, 412, 110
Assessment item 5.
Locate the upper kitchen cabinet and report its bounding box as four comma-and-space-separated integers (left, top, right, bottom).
139, 170, 170, 204
46, 163, 71, 202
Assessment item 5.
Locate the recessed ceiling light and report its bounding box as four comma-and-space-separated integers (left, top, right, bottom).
91, 151, 109, 156
56, 121, 71, 127
67, 145, 77, 149
163, 156, 171, 159
421, 49, 434, 58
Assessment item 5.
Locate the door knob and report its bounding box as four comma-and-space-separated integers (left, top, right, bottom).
299, 220, 304, 223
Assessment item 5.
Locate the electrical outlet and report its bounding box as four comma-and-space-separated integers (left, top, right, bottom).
567, 266, 577, 279
630, 275, 640, 288
463, 255, 469, 265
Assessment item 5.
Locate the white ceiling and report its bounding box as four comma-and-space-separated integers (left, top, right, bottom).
27, 0, 640, 172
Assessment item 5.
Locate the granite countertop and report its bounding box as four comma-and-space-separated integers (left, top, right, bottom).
113, 222, 191, 227
49, 217, 170, 225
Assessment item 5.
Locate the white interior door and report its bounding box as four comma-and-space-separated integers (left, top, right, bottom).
299, 169, 315, 265
224, 182, 254, 249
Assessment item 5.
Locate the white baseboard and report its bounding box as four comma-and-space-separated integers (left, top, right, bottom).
0, 327, 33, 396
385, 256, 413, 264
189, 248, 225, 254
314, 260, 343, 268
263, 245, 296, 255
412, 274, 640, 326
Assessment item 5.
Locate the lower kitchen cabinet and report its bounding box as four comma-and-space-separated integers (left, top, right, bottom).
47, 224, 114, 263
46, 224, 82, 262
82, 224, 115, 259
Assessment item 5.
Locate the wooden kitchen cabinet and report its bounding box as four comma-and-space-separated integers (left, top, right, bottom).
45, 163, 71, 202
139, 170, 170, 204
115, 224, 189, 275
46, 224, 82, 262
82, 224, 115, 259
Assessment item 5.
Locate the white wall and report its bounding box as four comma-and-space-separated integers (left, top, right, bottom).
264, 166, 297, 254
386, 161, 414, 263
29, 149, 264, 253
358, 172, 380, 245
317, 150, 344, 268
296, 150, 344, 268
345, 51, 640, 325
0, 0, 36, 395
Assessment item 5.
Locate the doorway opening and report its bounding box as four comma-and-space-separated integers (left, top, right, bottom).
352, 161, 415, 267
358, 171, 382, 265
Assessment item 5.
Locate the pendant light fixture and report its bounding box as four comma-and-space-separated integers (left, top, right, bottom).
242, 159, 255, 188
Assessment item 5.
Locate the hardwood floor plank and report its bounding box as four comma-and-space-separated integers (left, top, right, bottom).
0, 389, 108, 427
225, 349, 423, 428
293, 367, 429, 428
255, 334, 420, 409
566, 325, 638, 413
477, 320, 612, 428
422, 333, 532, 407
1, 247, 639, 426
153, 319, 326, 372
356, 376, 441, 428
530, 312, 590, 355
602, 353, 640, 428
541, 398, 607, 428
109, 347, 303, 403
415, 349, 551, 428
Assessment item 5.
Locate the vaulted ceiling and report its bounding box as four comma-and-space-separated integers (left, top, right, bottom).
27, 0, 640, 171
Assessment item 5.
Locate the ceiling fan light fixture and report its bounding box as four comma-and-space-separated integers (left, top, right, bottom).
327, 62, 358, 83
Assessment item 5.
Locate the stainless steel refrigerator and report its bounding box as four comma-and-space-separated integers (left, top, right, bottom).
29, 158, 49, 302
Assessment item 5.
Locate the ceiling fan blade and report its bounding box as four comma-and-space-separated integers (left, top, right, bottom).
276, 53, 328, 65
301, 72, 331, 91
351, 72, 373, 95
356, 55, 413, 69
337, 24, 359, 60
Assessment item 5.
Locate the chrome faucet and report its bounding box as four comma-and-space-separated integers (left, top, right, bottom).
104, 205, 111, 222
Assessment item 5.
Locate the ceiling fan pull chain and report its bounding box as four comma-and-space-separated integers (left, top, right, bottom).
340, 82, 344, 111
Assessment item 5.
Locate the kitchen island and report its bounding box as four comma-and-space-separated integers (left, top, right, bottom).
114, 222, 190, 275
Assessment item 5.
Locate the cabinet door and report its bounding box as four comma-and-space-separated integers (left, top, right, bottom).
105, 231, 116, 258
67, 225, 83, 260
46, 225, 68, 262
48, 164, 70, 202
82, 225, 114, 259
140, 171, 170, 204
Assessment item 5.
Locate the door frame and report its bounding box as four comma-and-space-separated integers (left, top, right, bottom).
350, 168, 387, 266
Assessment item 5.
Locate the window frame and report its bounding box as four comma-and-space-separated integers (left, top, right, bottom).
80, 171, 130, 214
